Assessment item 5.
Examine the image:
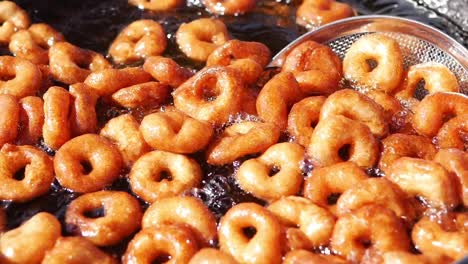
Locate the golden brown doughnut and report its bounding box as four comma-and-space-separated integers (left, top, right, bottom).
287, 96, 326, 147
111, 81, 170, 108
16, 96, 44, 145
173, 66, 243, 124
42, 237, 117, 264
49, 42, 111, 84
84, 67, 153, 97
109, 19, 167, 64
378, 133, 436, 175
320, 89, 388, 138
219, 203, 282, 264
203, 0, 256, 15
140, 107, 213, 154
380, 251, 452, 264
189, 248, 239, 264
176, 18, 229, 61
435, 114, 467, 151
122, 225, 199, 264
0, 144, 54, 202
365, 90, 403, 123
307, 115, 379, 168
142, 196, 217, 246
236, 142, 304, 201
412, 92, 468, 137
100, 114, 151, 168
206, 121, 279, 165
128, 0, 184, 11
0, 1, 30, 43
0, 94, 19, 146
54, 134, 122, 193
0, 212, 60, 264
303, 162, 368, 215
283, 249, 349, 264
42, 86, 72, 150
296, 0, 354, 27
65, 190, 142, 246
143, 56, 193, 88
434, 148, 468, 207
267, 196, 335, 250
256, 72, 306, 129
387, 157, 459, 209
282, 40, 342, 95
129, 150, 202, 202
331, 205, 410, 262
9, 23, 65, 65
343, 34, 403, 93
0, 56, 42, 98
69, 83, 99, 136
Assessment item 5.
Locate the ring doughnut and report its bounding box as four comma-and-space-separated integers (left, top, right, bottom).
219, 203, 282, 264
176, 18, 229, 61
129, 150, 202, 203
9, 23, 65, 65
42, 86, 72, 150
307, 115, 379, 168
173, 66, 243, 124
203, 0, 256, 15
303, 161, 368, 215
0, 212, 61, 264
379, 133, 436, 175
365, 90, 402, 123
343, 34, 404, 93
330, 205, 410, 262
128, 0, 184, 11
0, 56, 42, 98
283, 250, 348, 264
395, 62, 459, 108
54, 134, 123, 193
412, 213, 468, 260
0, 1, 30, 43
282, 40, 342, 95
0, 94, 19, 146
0, 144, 54, 202
412, 92, 468, 137
320, 89, 388, 137
189, 248, 239, 264
435, 114, 467, 151
256, 72, 305, 129
267, 196, 335, 250
287, 96, 326, 147
65, 190, 142, 246
142, 196, 217, 246
16, 96, 44, 145
85, 67, 153, 97
143, 56, 193, 88
140, 107, 213, 154
387, 157, 459, 209
100, 114, 151, 167
296, 0, 354, 27
434, 148, 468, 207
111, 81, 170, 108
236, 142, 304, 201
336, 178, 415, 223
49, 42, 111, 84
109, 19, 167, 64
122, 225, 198, 264
69, 83, 99, 136
206, 121, 280, 165
380, 251, 451, 264
42, 237, 117, 264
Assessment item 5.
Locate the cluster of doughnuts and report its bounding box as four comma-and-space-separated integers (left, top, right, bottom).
0, 1, 467, 263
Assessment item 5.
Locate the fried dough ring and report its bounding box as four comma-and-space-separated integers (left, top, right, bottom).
16, 96, 44, 145
206, 121, 280, 165
42, 86, 72, 150
0, 1, 30, 43
283, 250, 348, 264
236, 143, 304, 201
189, 248, 239, 264
69, 83, 99, 136
65, 190, 142, 246
129, 150, 202, 202
0, 94, 19, 146
111, 81, 170, 108
219, 203, 282, 264
282, 40, 342, 95
143, 56, 193, 88
435, 114, 467, 151
54, 134, 122, 193
296, 0, 354, 27
0, 56, 42, 98
365, 90, 402, 123
0, 144, 54, 202
128, 0, 184, 11
343, 34, 403, 93
109, 19, 167, 64
287, 96, 326, 147
203, 0, 256, 15
434, 148, 468, 207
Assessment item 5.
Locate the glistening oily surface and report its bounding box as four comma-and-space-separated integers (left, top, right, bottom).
0, 0, 467, 263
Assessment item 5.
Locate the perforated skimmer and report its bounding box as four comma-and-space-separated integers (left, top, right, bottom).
269, 15, 468, 95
